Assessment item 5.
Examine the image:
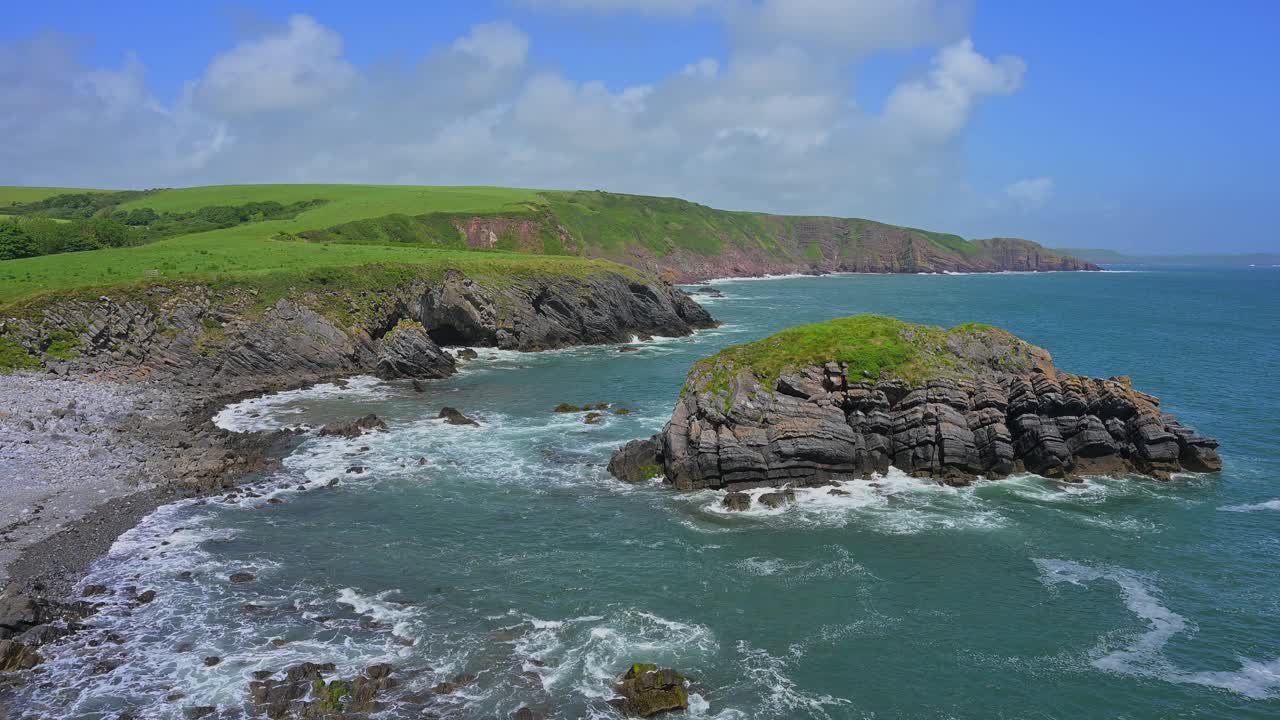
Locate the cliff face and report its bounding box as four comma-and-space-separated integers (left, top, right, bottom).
0, 267, 714, 392
300, 192, 1099, 283
610, 317, 1220, 491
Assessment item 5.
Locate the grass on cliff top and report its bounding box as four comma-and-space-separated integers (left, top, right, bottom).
692, 315, 1011, 394
0, 185, 552, 305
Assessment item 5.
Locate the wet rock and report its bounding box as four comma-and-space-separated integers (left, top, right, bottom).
758, 491, 795, 509
16, 623, 70, 646
554, 403, 581, 413
438, 407, 479, 426
318, 414, 387, 438
584, 412, 604, 425
249, 661, 336, 719
611, 663, 689, 717
92, 658, 122, 675
82, 584, 110, 597
512, 708, 541, 720
203, 656, 222, 667
456, 348, 479, 360
721, 492, 752, 511
184, 706, 216, 719
0, 640, 41, 672
229, 572, 256, 584
828, 488, 850, 497
136, 589, 157, 604
431, 673, 477, 694
619, 345, 640, 353
607, 437, 664, 483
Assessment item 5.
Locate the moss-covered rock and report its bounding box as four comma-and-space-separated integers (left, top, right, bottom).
612, 664, 689, 717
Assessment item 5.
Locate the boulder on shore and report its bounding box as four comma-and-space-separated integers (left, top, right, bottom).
610, 315, 1221, 490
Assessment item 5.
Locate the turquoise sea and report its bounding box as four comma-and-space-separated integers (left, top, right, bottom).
20, 269, 1280, 719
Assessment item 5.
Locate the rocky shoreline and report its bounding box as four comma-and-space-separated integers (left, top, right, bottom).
610, 316, 1221, 507
0, 268, 715, 716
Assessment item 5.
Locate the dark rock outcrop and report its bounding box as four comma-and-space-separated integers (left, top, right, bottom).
611, 664, 689, 717
318, 414, 387, 438
438, 407, 478, 426
374, 319, 456, 380
0, 267, 715, 393
612, 317, 1221, 489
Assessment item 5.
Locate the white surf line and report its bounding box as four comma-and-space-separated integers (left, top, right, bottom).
1034, 558, 1280, 700
1219, 499, 1280, 512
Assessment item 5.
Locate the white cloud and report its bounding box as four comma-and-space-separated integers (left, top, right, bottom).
195, 15, 356, 114
1005, 177, 1054, 209
451, 21, 530, 69
0, 12, 1033, 233
883, 37, 1025, 141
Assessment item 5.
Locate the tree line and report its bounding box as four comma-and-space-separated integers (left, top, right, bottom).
0, 193, 327, 261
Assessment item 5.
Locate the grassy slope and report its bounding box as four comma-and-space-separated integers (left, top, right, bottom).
0, 185, 550, 305
0, 187, 110, 205
0, 184, 1083, 307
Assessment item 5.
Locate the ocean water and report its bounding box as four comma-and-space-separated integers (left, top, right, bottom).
19, 269, 1280, 719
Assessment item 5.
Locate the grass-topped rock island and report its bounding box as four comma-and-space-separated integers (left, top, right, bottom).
609, 316, 1221, 505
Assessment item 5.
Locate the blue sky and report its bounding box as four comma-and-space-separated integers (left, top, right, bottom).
3, 1, 1276, 253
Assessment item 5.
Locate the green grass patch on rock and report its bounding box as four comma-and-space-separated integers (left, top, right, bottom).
690, 315, 1044, 398
0, 336, 41, 373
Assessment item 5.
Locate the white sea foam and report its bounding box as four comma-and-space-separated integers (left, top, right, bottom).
690, 468, 1006, 534
213, 375, 391, 432
1034, 558, 1280, 699
510, 609, 719, 706
736, 641, 850, 719
1220, 499, 1280, 512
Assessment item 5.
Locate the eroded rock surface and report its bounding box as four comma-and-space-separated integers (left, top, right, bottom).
612, 318, 1220, 488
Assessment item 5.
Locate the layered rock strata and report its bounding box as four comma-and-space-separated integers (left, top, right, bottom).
610, 317, 1220, 488
1, 268, 714, 393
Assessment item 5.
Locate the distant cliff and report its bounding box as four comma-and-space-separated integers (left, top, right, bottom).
609, 316, 1219, 499
298, 191, 1098, 281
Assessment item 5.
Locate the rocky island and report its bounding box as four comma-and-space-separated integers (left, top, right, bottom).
610, 316, 1221, 500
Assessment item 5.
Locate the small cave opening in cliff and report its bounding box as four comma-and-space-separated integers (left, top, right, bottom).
427, 324, 469, 347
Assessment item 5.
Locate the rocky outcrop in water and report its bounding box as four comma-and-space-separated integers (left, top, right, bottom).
0, 267, 714, 394
611, 664, 690, 717
610, 317, 1221, 489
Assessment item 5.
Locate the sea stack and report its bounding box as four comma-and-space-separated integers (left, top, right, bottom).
609, 315, 1221, 488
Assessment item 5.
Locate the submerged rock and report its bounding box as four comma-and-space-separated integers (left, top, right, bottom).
439, 407, 479, 426
611, 663, 689, 717
721, 492, 751, 511
431, 672, 477, 695
0, 640, 41, 672
611, 315, 1221, 490
318, 414, 387, 438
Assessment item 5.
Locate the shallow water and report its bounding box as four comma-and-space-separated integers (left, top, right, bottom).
19, 269, 1280, 719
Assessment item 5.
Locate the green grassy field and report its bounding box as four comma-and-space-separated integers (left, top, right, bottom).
0, 185, 554, 305
0, 187, 109, 206
0, 183, 1083, 308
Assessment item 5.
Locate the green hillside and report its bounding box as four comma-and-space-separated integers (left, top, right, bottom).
0, 184, 1092, 306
